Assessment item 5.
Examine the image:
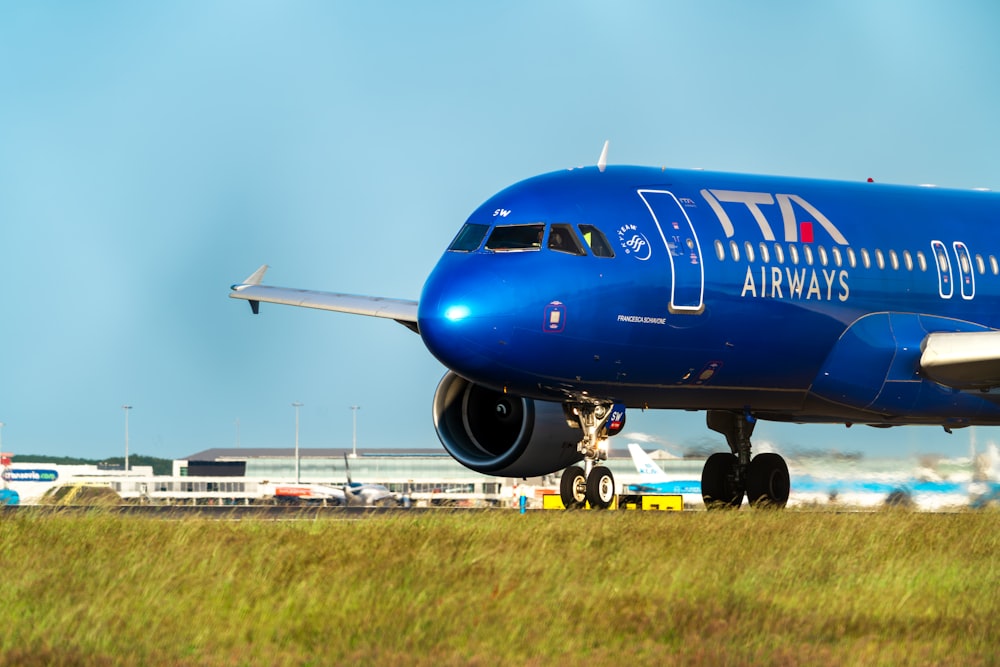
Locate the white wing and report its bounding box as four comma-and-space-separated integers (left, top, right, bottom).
229, 265, 419, 333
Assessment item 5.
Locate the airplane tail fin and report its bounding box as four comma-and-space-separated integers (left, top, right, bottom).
343, 453, 353, 486
627, 443, 670, 481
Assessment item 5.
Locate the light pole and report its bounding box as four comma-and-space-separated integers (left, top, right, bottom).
292, 402, 303, 482
350, 405, 360, 458
122, 405, 132, 472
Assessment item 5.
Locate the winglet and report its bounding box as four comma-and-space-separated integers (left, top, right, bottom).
597, 140, 609, 173
231, 264, 269, 315
244, 264, 269, 286
230, 264, 269, 291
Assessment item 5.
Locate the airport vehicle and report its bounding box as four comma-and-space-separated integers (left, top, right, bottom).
231, 144, 1000, 510
624, 443, 702, 500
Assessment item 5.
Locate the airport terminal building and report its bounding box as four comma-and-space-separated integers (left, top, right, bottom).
2, 446, 699, 506
173, 446, 693, 503
177, 447, 509, 498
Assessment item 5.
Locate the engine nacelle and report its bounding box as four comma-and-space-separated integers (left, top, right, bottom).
432, 372, 584, 478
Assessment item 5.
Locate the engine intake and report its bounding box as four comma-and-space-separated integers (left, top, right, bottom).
432, 372, 583, 477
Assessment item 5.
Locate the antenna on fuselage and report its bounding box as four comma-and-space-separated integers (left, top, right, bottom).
597, 140, 609, 173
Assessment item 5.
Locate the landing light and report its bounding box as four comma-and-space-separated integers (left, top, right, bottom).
444, 305, 471, 322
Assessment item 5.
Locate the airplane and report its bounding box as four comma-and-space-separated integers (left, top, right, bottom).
231, 142, 1000, 510
624, 443, 702, 500
272, 483, 347, 505
272, 455, 399, 507
340, 454, 399, 507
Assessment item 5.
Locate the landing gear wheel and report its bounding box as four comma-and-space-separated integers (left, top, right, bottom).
746, 453, 790, 509
586, 466, 615, 509
701, 452, 743, 509
560, 465, 587, 509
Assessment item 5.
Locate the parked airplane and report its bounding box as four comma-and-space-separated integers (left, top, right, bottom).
269, 458, 398, 507
625, 444, 702, 500
271, 483, 346, 505
340, 454, 398, 507
231, 143, 1000, 510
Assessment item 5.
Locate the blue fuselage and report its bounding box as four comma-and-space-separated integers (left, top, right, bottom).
417, 166, 1000, 427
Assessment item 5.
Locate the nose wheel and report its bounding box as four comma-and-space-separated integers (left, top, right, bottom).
560, 464, 615, 509
560, 465, 587, 509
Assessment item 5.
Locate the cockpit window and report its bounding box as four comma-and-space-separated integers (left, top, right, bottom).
548, 224, 586, 255
448, 223, 489, 252
485, 224, 545, 251
577, 224, 615, 258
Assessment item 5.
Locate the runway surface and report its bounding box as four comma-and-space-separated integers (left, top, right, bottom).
0, 505, 448, 519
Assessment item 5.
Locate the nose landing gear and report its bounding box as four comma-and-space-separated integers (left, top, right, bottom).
558, 402, 621, 509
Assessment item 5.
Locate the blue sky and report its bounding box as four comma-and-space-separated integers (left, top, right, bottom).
2, 2, 999, 461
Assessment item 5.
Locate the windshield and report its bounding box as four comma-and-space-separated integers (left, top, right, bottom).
578, 224, 615, 258
448, 223, 489, 252
485, 224, 545, 251
548, 223, 586, 255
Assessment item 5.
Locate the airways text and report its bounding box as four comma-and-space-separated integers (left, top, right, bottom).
741, 266, 849, 302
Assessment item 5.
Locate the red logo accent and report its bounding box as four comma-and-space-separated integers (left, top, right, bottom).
799, 221, 814, 243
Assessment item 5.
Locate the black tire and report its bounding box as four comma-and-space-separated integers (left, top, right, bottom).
586, 466, 615, 510
701, 452, 743, 509
746, 453, 790, 509
560, 465, 587, 509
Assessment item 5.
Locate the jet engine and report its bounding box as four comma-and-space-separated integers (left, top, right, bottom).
432, 371, 584, 478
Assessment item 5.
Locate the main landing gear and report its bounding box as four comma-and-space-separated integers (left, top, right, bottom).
559, 402, 622, 510
701, 410, 790, 509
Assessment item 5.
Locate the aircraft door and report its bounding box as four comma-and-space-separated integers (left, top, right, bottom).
953, 241, 975, 300
931, 240, 953, 299
637, 190, 704, 313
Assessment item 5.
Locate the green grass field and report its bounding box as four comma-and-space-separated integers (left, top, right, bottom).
1, 509, 998, 666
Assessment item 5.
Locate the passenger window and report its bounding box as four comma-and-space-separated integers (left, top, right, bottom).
917, 251, 928, 271
889, 250, 899, 270
875, 249, 885, 270
577, 224, 615, 258
729, 240, 740, 262
744, 241, 755, 263
847, 248, 857, 268
759, 242, 770, 263
936, 249, 949, 272
485, 224, 546, 251
788, 244, 799, 265
448, 223, 490, 252
818, 246, 828, 266
715, 240, 725, 261
992, 255, 999, 275
861, 249, 871, 269
832, 247, 842, 267
803, 245, 814, 265
903, 250, 913, 271
548, 224, 586, 256
976, 254, 986, 275
774, 243, 785, 264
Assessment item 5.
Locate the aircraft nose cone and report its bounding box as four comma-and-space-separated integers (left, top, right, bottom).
418, 264, 513, 375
